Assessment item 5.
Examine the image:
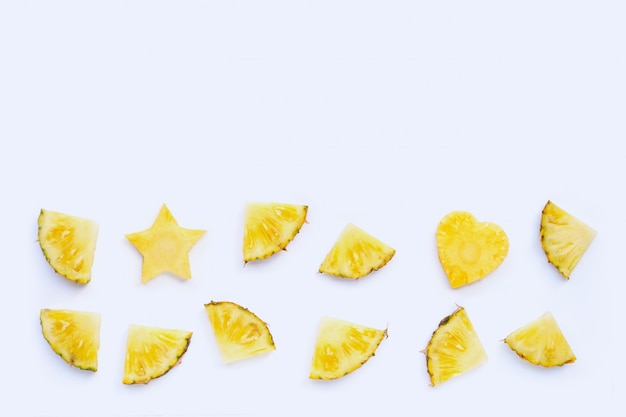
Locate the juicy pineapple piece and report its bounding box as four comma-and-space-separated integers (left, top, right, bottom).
243, 202, 308, 263
205, 301, 276, 363
436, 211, 508, 288
122, 324, 192, 384
540, 200, 597, 279
319, 223, 395, 279
425, 307, 487, 386
126, 204, 205, 283
40, 309, 101, 371
38, 209, 99, 284
504, 312, 576, 367
309, 317, 387, 380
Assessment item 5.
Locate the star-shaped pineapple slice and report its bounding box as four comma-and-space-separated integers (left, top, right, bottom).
504, 312, 576, 367
38, 209, 99, 284
204, 301, 276, 363
318, 223, 396, 279
243, 202, 308, 263
425, 307, 487, 386
540, 200, 597, 279
126, 204, 205, 283
40, 309, 101, 371
122, 324, 192, 385
309, 317, 387, 380
436, 211, 509, 288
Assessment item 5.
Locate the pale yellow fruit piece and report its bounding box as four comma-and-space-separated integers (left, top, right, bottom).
38, 209, 99, 284
126, 204, 205, 283
243, 202, 308, 263
504, 312, 576, 367
309, 317, 387, 380
436, 211, 508, 288
540, 200, 597, 279
425, 307, 487, 386
319, 223, 395, 279
122, 324, 192, 385
205, 301, 276, 363
40, 309, 101, 371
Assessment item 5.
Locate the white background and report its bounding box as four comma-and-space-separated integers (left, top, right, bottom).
1, 1, 624, 416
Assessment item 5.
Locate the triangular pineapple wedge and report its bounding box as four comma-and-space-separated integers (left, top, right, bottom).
243, 202, 308, 263
540, 200, 597, 279
40, 309, 101, 371
38, 209, 99, 284
204, 301, 276, 363
425, 307, 487, 386
319, 223, 395, 279
504, 312, 576, 367
122, 324, 192, 384
309, 317, 387, 380
436, 211, 508, 288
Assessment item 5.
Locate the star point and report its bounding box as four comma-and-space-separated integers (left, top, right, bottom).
126, 204, 205, 283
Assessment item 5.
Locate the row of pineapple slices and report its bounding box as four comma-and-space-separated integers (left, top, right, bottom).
38, 200, 595, 385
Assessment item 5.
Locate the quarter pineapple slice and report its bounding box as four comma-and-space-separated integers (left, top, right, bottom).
204, 301, 276, 363
122, 324, 192, 385
436, 211, 508, 288
540, 200, 597, 279
243, 202, 308, 263
40, 309, 101, 371
504, 312, 576, 367
309, 317, 387, 380
425, 307, 487, 386
319, 223, 395, 279
38, 209, 99, 284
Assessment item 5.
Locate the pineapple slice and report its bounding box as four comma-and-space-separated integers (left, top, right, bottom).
436, 211, 508, 288
122, 324, 192, 385
126, 204, 205, 283
309, 317, 387, 380
40, 309, 101, 371
204, 301, 276, 363
540, 200, 597, 279
243, 202, 308, 263
504, 312, 576, 367
425, 307, 487, 386
38, 209, 99, 284
319, 223, 395, 279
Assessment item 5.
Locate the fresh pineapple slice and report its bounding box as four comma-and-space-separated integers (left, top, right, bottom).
243, 202, 308, 263
540, 200, 597, 279
122, 324, 192, 385
504, 312, 576, 367
309, 317, 387, 380
204, 301, 276, 363
436, 211, 508, 288
40, 309, 101, 371
318, 223, 395, 279
126, 204, 205, 283
38, 209, 99, 284
425, 307, 487, 386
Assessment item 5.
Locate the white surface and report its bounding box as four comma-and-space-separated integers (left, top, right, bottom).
1, 1, 624, 416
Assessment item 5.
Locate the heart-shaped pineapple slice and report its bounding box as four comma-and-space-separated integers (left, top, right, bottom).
319, 223, 395, 279
436, 211, 509, 288
504, 312, 576, 367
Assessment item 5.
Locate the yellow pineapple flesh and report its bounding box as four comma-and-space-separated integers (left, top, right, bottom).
309, 317, 387, 380
425, 307, 487, 386
38, 209, 99, 284
205, 301, 276, 363
318, 223, 395, 279
540, 200, 597, 279
243, 202, 308, 263
40, 309, 101, 371
436, 211, 508, 288
122, 324, 192, 384
504, 312, 576, 367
